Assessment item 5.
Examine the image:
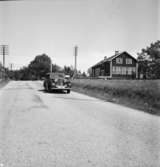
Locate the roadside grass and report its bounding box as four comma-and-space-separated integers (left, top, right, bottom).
72, 79, 160, 115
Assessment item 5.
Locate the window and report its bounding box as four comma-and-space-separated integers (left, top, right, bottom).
95, 68, 100, 76
122, 67, 126, 75
127, 67, 132, 75
116, 58, 123, 64
126, 58, 132, 64
132, 67, 136, 72
112, 66, 122, 74
117, 67, 122, 74
112, 66, 116, 74
112, 66, 136, 76
126, 67, 136, 75
101, 69, 104, 76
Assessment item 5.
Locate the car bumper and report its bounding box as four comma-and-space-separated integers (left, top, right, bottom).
51, 85, 71, 90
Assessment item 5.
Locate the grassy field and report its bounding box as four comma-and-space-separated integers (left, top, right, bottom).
72, 79, 160, 115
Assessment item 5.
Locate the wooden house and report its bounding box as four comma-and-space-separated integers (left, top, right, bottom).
91, 51, 138, 79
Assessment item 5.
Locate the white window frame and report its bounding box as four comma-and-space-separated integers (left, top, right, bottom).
122, 67, 126, 75
116, 58, 123, 64
127, 67, 132, 75
126, 58, 132, 64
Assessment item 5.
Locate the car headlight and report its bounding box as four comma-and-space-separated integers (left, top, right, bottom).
67, 82, 71, 87
52, 82, 56, 86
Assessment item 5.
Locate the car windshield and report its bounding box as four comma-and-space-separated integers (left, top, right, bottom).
50, 72, 65, 79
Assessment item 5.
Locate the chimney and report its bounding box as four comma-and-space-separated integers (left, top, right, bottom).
104, 56, 107, 59
115, 50, 119, 55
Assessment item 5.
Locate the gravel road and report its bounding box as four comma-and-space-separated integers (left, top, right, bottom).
0, 81, 160, 167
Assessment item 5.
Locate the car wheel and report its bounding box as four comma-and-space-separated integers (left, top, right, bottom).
48, 85, 51, 92
45, 83, 49, 92
67, 89, 70, 94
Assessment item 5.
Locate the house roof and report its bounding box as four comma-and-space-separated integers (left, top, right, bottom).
91, 51, 137, 68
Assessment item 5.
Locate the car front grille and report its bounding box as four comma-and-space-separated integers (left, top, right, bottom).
56, 79, 64, 86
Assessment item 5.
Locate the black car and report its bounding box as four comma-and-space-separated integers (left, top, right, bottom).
43, 73, 71, 93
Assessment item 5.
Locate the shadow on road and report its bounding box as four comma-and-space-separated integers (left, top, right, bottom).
38, 89, 67, 94
38, 89, 99, 102
51, 96, 100, 102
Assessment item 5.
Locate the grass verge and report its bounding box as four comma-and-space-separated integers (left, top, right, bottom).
72, 79, 160, 116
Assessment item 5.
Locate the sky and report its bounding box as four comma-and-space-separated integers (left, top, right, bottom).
0, 0, 159, 72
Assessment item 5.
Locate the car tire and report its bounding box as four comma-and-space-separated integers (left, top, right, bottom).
67, 89, 70, 94
45, 83, 49, 92
48, 86, 51, 92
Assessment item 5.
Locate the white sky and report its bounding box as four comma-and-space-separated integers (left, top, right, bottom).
0, 0, 159, 72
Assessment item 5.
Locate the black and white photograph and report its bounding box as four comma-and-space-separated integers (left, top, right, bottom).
0, 0, 160, 166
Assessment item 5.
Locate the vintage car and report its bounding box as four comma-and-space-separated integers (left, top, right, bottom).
43, 72, 71, 93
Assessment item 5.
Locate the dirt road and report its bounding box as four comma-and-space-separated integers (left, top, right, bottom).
0, 81, 159, 167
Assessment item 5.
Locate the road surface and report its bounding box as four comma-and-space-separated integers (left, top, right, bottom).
0, 81, 160, 167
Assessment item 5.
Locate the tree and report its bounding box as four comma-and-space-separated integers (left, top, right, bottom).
82, 71, 87, 77
9, 53, 64, 80
10, 54, 63, 80
63, 65, 74, 77
52, 64, 62, 73
137, 40, 160, 79
87, 67, 92, 77
28, 53, 51, 79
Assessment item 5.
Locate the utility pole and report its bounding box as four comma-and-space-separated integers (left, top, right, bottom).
50, 59, 52, 73
3, 46, 5, 69
0, 45, 9, 80
10, 63, 13, 71
74, 45, 78, 78
9, 63, 13, 79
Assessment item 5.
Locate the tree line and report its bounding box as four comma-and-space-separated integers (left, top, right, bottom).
6, 53, 87, 80
1, 40, 160, 80
8, 54, 74, 80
